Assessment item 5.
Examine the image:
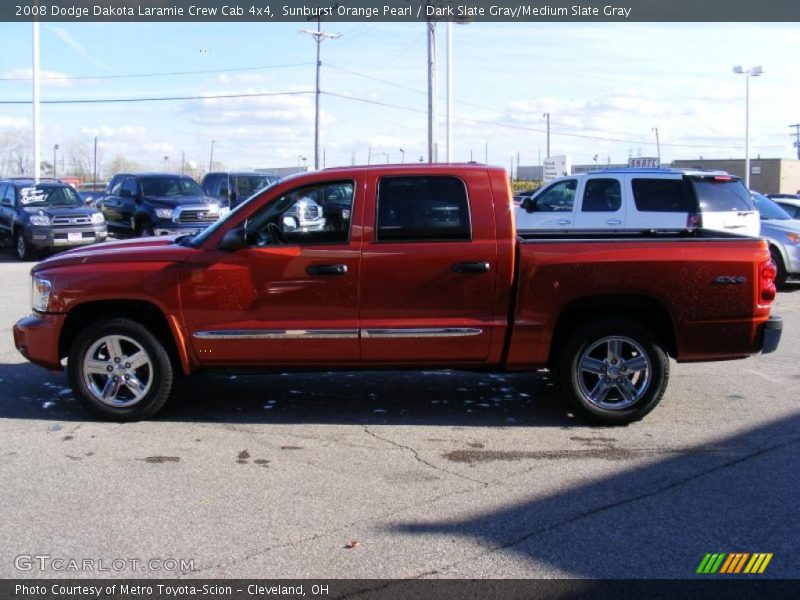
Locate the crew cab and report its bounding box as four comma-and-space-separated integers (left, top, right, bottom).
516, 168, 760, 236
97, 173, 226, 237
0, 178, 107, 260
13, 165, 781, 425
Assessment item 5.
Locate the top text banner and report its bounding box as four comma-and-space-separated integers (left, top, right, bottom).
6, 0, 800, 22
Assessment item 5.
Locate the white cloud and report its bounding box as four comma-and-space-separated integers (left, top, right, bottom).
0, 69, 75, 88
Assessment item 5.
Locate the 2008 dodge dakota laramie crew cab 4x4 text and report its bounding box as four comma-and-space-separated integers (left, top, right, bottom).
13, 165, 782, 424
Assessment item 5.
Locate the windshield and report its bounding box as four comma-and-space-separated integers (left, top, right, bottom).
752, 193, 792, 220
691, 177, 755, 212
233, 175, 277, 199
140, 177, 204, 197
19, 185, 83, 208
186, 189, 262, 247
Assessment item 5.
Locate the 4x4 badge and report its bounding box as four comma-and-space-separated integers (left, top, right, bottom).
713, 275, 746, 285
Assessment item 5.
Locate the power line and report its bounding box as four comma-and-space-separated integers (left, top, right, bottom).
0, 90, 314, 105
0, 62, 314, 82
322, 91, 786, 151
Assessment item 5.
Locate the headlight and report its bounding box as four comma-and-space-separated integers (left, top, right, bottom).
31, 276, 52, 312
787, 232, 800, 245
29, 215, 51, 226
90, 212, 105, 224
154, 208, 174, 219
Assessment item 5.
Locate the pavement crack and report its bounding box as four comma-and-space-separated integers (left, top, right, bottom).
427, 435, 800, 577
363, 426, 488, 486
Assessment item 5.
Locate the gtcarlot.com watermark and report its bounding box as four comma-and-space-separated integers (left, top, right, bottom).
14, 554, 195, 573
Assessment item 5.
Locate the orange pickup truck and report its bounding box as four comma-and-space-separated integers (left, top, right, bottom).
14, 164, 782, 424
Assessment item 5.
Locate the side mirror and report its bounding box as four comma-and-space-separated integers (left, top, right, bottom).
1, 198, 12, 208
217, 227, 246, 252
119, 189, 133, 198
219, 187, 230, 198
521, 197, 538, 212
282, 216, 299, 231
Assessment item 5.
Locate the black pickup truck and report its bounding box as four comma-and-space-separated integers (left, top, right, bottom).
97, 173, 225, 238
0, 178, 107, 260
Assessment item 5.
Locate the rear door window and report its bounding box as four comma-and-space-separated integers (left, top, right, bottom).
376, 176, 471, 242
690, 177, 755, 212
631, 178, 694, 212
581, 178, 622, 212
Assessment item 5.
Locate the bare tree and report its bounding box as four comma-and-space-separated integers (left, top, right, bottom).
0, 129, 32, 176
103, 154, 142, 181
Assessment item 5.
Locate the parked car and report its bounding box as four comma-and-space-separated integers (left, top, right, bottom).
97, 173, 225, 238
769, 195, 800, 220
0, 178, 107, 260
751, 192, 800, 287
202, 171, 279, 209
516, 168, 759, 236
14, 165, 781, 425
77, 182, 109, 207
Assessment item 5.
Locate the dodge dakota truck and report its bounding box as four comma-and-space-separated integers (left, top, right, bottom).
13, 164, 782, 425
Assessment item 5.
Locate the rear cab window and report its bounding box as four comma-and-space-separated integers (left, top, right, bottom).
376, 176, 471, 242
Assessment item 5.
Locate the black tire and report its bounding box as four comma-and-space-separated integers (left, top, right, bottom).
770, 247, 788, 289
15, 231, 38, 261
67, 317, 174, 421
556, 318, 669, 425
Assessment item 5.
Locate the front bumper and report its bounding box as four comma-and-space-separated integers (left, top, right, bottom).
13, 312, 66, 371
782, 243, 800, 275
152, 219, 215, 237
760, 315, 783, 354
28, 225, 108, 249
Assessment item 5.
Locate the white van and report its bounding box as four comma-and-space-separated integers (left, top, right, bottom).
516, 168, 760, 236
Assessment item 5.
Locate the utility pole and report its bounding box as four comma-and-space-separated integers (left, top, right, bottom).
300, 20, 341, 170
53, 144, 59, 179
790, 124, 800, 160
652, 127, 661, 165
445, 21, 452, 162
208, 139, 215, 172
181, 151, 185, 175
93, 136, 97, 186
543, 112, 550, 158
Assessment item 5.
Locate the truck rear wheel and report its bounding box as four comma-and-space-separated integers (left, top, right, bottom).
67, 318, 174, 421
556, 319, 669, 425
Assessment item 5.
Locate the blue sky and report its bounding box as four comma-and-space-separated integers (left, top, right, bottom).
0, 21, 798, 175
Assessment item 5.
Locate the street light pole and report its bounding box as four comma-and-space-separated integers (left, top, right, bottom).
733, 65, 763, 189
543, 113, 550, 158
32, 22, 41, 182
208, 139, 215, 172
53, 144, 59, 179
652, 127, 661, 165
399, 148, 405, 163
427, 20, 437, 163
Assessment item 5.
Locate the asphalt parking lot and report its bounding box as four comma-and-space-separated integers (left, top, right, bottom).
0, 250, 798, 579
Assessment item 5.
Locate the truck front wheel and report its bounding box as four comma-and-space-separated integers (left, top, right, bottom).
67, 318, 174, 421
556, 319, 669, 425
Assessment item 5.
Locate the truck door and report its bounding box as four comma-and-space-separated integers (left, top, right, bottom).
515, 178, 578, 230
181, 178, 362, 365
359, 171, 497, 363
573, 176, 626, 229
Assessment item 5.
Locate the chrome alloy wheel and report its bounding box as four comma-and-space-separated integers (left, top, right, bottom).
576, 336, 651, 410
82, 335, 153, 407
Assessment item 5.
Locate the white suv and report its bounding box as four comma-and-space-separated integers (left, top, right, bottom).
516, 168, 759, 236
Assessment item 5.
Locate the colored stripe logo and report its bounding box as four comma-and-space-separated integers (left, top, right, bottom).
696, 553, 773, 574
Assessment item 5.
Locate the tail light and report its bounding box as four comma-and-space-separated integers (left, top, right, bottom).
759, 259, 777, 305
686, 212, 702, 229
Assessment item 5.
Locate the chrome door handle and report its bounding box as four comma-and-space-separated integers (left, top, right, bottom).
556, 219, 571, 225
606, 219, 623, 225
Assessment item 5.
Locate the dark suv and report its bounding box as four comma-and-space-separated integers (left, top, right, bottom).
0, 179, 107, 260
99, 173, 225, 238
202, 171, 279, 209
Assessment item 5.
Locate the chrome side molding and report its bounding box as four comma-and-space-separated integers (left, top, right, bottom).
193, 329, 359, 340
361, 328, 483, 339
